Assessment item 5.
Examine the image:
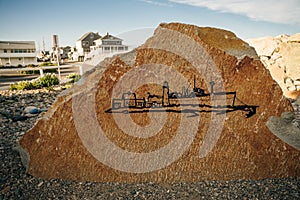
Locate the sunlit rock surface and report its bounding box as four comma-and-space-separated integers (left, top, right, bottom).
247, 33, 300, 99
19, 23, 299, 183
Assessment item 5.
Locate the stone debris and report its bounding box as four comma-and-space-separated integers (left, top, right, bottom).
0, 89, 57, 123
247, 33, 300, 99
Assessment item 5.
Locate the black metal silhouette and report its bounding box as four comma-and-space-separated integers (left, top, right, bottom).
107, 76, 258, 118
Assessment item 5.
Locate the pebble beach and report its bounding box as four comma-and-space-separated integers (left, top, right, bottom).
0, 88, 299, 199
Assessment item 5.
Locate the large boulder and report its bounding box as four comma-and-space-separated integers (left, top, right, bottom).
18, 23, 300, 183
247, 33, 300, 99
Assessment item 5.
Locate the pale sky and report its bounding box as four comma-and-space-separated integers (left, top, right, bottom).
0, 0, 299, 50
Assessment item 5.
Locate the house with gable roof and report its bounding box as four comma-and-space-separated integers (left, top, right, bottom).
76, 32, 129, 61
90, 32, 128, 53
76, 32, 101, 61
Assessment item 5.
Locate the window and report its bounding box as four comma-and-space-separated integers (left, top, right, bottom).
83, 41, 89, 47
4, 49, 7, 53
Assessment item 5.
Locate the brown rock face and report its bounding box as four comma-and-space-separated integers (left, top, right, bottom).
19, 23, 300, 183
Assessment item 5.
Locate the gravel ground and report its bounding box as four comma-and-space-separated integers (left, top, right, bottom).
0, 88, 299, 199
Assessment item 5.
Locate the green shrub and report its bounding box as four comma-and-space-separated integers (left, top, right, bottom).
39, 62, 57, 67
65, 84, 73, 89
10, 86, 15, 90
10, 73, 59, 91
20, 63, 57, 75
38, 74, 59, 87
10, 80, 41, 90
10, 83, 18, 90
20, 70, 39, 75
21, 68, 57, 75
27, 64, 37, 67
66, 73, 81, 83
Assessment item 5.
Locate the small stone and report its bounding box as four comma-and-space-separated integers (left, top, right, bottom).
24, 106, 39, 114
25, 113, 38, 118
12, 115, 28, 122
39, 108, 48, 113
37, 181, 43, 187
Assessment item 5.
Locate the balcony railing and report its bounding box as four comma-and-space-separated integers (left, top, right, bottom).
0, 52, 37, 58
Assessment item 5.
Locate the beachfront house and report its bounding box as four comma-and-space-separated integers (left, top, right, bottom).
61, 46, 72, 59
90, 32, 128, 53
0, 41, 37, 66
76, 32, 101, 62
76, 32, 129, 61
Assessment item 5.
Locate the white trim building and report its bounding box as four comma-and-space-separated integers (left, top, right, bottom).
90, 33, 128, 53
0, 41, 37, 66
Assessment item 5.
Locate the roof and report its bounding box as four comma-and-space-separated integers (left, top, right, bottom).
77, 32, 101, 41
0, 41, 35, 49
101, 32, 122, 41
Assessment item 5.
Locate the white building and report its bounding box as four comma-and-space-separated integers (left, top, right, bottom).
0, 41, 37, 66
90, 32, 128, 53
76, 32, 129, 61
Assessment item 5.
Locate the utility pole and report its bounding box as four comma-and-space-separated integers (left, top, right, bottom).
57, 47, 61, 80
52, 35, 61, 80
42, 37, 45, 52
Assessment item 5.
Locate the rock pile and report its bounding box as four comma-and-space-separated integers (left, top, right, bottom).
247, 34, 300, 99
18, 23, 300, 183
0, 89, 59, 123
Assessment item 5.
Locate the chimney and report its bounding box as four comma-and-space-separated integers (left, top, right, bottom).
52, 35, 59, 48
